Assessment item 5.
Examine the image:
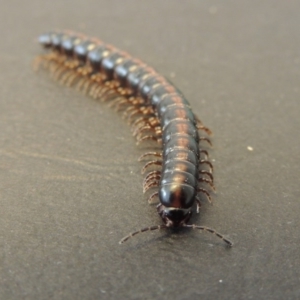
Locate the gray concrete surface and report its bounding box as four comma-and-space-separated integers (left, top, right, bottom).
0, 1, 299, 299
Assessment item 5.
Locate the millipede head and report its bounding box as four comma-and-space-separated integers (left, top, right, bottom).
157, 204, 192, 228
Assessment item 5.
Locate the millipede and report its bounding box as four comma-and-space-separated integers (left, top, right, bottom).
35, 30, 233, 247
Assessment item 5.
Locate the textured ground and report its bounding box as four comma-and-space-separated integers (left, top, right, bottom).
0, 1, 299, 299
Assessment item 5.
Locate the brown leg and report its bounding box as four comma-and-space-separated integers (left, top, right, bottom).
143, 173, 161, 189
88, 80, 105, 98
199, 160, 213, 172
33, 54, 53, 71
147, 191, 159, 204
199, 170, 214, 182
108, 98, 129, 109
141, 160, 163, 174
144, 170, 161, 183
195, 197, 201, 213
199, 178, 216, 191
75, 76, 86, 91
136, 127, 162, 140
197, 188, 212, 204
52, 65, 67, 80
131, 116, 159, 128
138, 152, 162, 161
199, 149, 209, 159
123, 103, 149, 116
132, 118, 160, 135
143, 180, 159, 193
59, 69, 77, 85
199, 137, 212, 147
136, 135, 162, 145
65, 71, 81, 87
133, 125, 152, 137
110, 97, 143, 111
124, 106, 154, 120
194, 114, 212, 135
100, 89, 118, 102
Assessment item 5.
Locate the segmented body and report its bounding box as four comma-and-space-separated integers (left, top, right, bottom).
36, 31, 232, 246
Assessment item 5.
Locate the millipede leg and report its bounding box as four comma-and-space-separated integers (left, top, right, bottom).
52, 65, 66, 80
199, 178, 216, 191
60, 70, 76, 85
199, 137, 212, 147
128, 114, 156, 127
143, 175, 161, 190
133, 124, 152, 137
134, 123, 161, 136
125, 106, 150, 120
89, 81, 103, 98
110, 97, 143, 111
123, 104, 147, 117
194, 115, 212, 135
124, 106, 154, 120
199, 160, 213, 172
76, 77, 90, 92
85, 75, 105, 99
82, 79, 95, 95
132, 118, 160, 135
141, 160, 162, 174
143, 180, 159, 193
131, 119, 149, 131
95, 87, 115, 101
199, 170, 214, 182
196, 123, 212, 136
197, 188, 212, 204
106, 96, 127, 109
138, 152, 162, 161
33, 55, 49, 71
35, 53, 61, 71
93, 85, 112, 100
108, 97, 128, 109
144, 170, 161, 182
131, 116, 159, 128
136, 127, 162, 141
195, 197, 201, 213
36, 57, 49, 70
199, 149, 209, 159
147, 191, 159, 204
65, 71, 81, 87
136, 135, 161, 145
53, 60, 72, 79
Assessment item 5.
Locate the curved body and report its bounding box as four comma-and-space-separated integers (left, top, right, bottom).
36, 31, 231, 246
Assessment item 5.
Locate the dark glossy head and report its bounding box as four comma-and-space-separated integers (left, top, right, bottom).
159, 183, 196, 209
157, 205, 192, 227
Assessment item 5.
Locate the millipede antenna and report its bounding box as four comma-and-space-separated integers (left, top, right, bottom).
119, 225, 167, 244
183, 224, 233, 246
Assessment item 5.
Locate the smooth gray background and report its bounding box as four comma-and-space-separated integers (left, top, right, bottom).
0, 1, 299, 299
